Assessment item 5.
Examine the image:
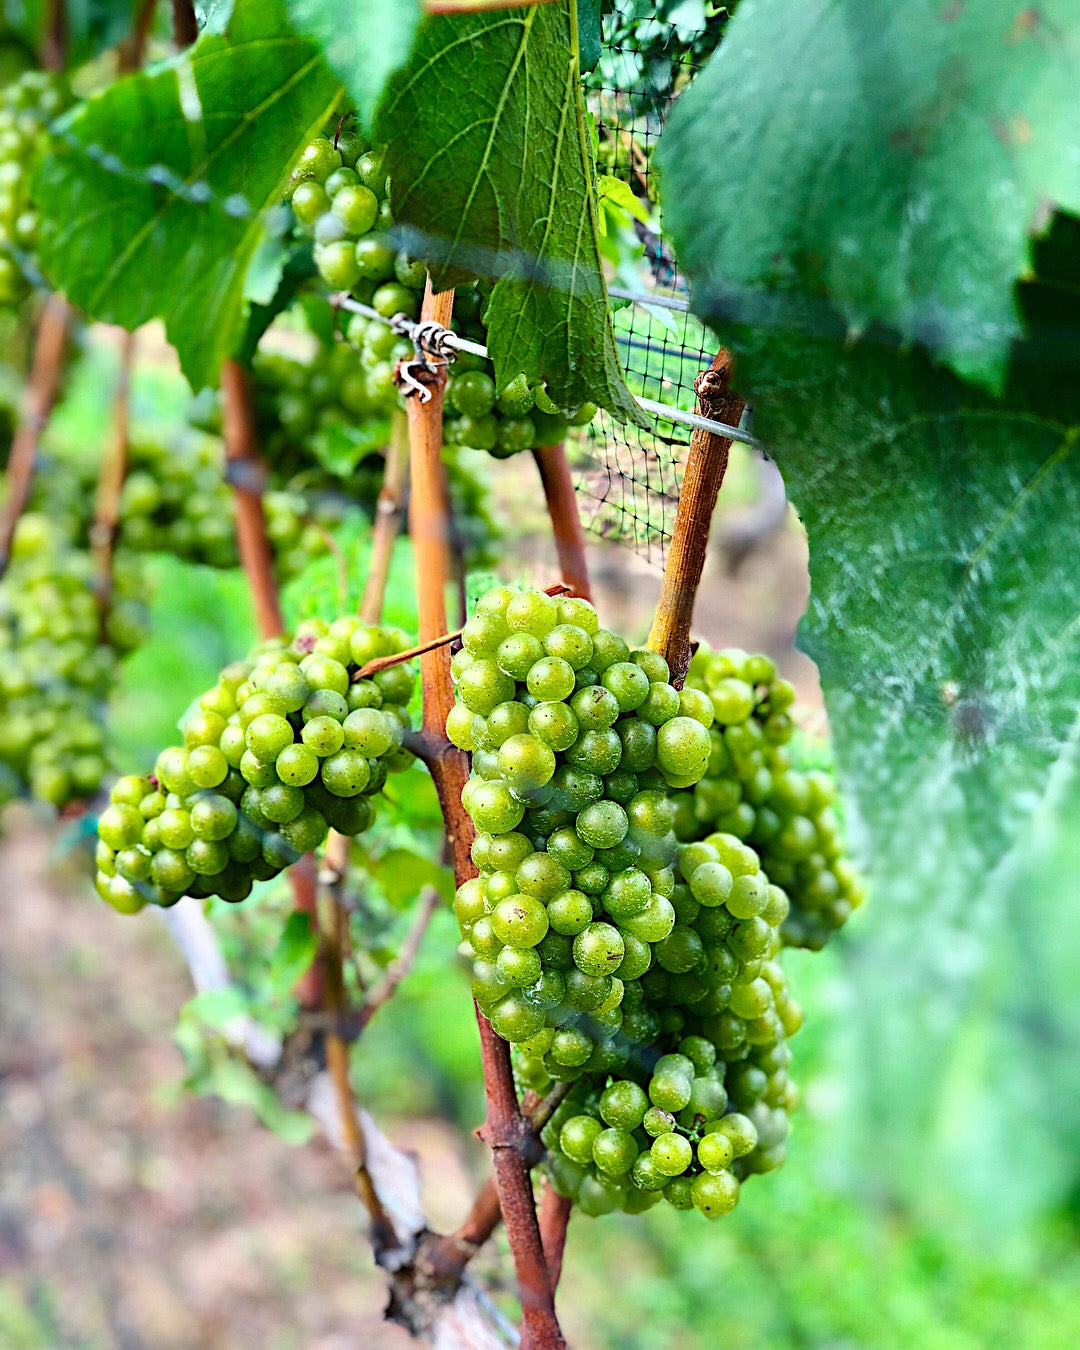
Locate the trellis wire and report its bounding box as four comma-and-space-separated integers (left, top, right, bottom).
332, 293, 756, 447
566, 13, 737, 567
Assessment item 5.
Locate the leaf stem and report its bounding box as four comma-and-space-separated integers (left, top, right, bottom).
647, 349, 746, 687
0, 294, 70, 580
404, 280, 565, 1350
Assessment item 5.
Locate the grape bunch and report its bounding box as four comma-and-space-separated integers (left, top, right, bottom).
0, 513, 147, 809
94, 618, 417, 914
25, 435, 339, 581
448, 585, 714, 1048
0, 71, 68, 307
287, 125, 598, 456
529, 831, 801, 1219
116, 438, 339, 579
677, 646, 864, 949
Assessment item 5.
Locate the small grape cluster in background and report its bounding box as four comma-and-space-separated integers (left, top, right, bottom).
0, 70, 68, 307
679, 647, 865, 949
95, 618, 417, 912
0, 512, 146, 808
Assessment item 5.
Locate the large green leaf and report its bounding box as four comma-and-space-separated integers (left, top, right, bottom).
34, 0, 341, 390
283, 0, 422, 131
721, 219, 1080, 1220
658, 0, 1080, 391
377, 1, 642, 423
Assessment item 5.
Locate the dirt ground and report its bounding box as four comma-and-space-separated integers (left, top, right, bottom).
0, 820, 490, 1350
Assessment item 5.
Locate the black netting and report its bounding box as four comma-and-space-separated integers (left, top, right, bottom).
572, 9, 729, 566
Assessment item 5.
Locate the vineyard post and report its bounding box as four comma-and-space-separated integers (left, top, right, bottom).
647, 349, 746, 684
403, 280, 566, 1350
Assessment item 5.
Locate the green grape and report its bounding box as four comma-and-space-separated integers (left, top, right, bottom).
93, 623, 415, 910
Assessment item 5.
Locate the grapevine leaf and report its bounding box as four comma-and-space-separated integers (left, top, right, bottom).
34, 0, 341, 390
268, 912, 320, 996
577, 0, 602, 72
374, 848, 453, 909
726, 216, 1080, 1160
378, 1, 643, 423
283, 0, 423, 131
658, 0, 1080, 391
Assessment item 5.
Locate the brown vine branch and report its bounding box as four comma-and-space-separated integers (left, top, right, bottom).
533, 442, 592, 602
647, 349, 746, 688
361, 406, 410, 626
426, 1081, 571, 1285
538, 1189, 571, 1295
121, 0, 157, 71
171, 0, 199, 48
403, 281, 565, 1350
221, 359, 285, 641
0, 294, 71, 579
90, 329, 136, 627
320, 878, 396, 1249
43, 0, 67, 70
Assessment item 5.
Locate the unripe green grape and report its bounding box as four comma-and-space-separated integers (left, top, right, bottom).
570, 685, 620, 731
565, 728, 622, 775
650, 1131, 692, 1176
546, 826, 594, 870
505, 589, 559, 637
572, 922, 625, 977
630, 1151, 667, 1192
560, 1115, 604, 1167
691, 1170, 739, 1218
547, 889, 593, 936
526, 656, 576, 702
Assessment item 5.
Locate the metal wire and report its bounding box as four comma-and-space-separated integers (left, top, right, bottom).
332, 293, 757, 446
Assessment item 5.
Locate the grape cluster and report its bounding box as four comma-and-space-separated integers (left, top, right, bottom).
678, 646, 864, 949
448, 585, 714, 1047
531, 832, 801, 1219
0, 71, 68, 306
0, 513, 147, 808
94, 618, 416, 914
116, 438, 338, 579
288, 126, 598, 456
27, 436, 339, 581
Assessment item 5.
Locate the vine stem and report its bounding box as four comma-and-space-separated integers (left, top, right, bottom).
533, 441, 592, 602
360, 406, 409, 626
90, 330, 136, 625
647, 349, 746, 687
220, 357, 321, 1007
404, 281, 565, 1350
43, 0, 67, 70
0, 294, 71, 579
538, 1189, 571, 1293
171, 0, 199, 47
319, 879, 396, 1249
